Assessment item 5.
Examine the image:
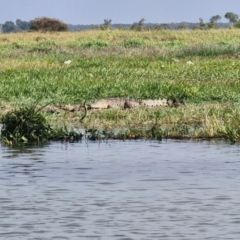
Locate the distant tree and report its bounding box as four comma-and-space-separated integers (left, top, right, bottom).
224, 12, 239, 25
208, 15, 221, 28
176, 22, 189, 30
130, 22, 138, 30
29, 17, 69, 32
151, 24, 162, 30
160, 23, 170, 29
199, 18, 206, 29
116, 24, 124, 30
151, 23, 171, 30
130, 18, 146, 31
101, 19, 112, 30
16, 19, 30, 31
91, 24, 100, 30
210, 15, 221, 23
138, 18, 145, 29
2, 21, 16, 33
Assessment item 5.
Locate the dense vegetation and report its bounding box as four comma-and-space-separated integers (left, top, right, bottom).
0, 29, 240, 142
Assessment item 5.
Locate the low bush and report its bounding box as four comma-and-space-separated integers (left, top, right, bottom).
30, 17, 69, 32
0, 104, 83, 145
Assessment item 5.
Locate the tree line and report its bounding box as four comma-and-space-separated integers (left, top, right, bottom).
1, 12, 240, 33
0, 17, 68, 33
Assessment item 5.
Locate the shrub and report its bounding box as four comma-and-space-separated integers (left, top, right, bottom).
0, 104, 83, 145
1, 104, 53, 144
29, 17, 69, 32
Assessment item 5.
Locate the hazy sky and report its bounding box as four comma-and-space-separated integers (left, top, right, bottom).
1, 0, 239, 25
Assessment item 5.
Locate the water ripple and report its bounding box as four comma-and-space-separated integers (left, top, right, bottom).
0, 140, 240, 239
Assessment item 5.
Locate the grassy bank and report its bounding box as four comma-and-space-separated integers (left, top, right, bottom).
1, 29, 240, 142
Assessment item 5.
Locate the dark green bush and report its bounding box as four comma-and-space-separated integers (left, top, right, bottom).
1, 104, 83, 145
1, 105, 54, 144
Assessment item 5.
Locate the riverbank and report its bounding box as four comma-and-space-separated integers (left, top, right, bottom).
1, 99, 239, 142
0, 29, 240, 142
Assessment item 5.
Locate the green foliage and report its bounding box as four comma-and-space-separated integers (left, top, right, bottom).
101, 19, 112, 30
217, 109, 240, 143
130, 18, 146, 31
207, 22, 217, 29
198, 18, 207, 29
209, 15, 221, 28
0, 103, 83, 145
30, 17, 69, 32
1, 19, 30, 33
224, 12, 239, 24
163, 83, 199, 100
1, 103, 53, 144
219, 125, 240, 143
16, 19, 30, 31
2, 21, 16, 33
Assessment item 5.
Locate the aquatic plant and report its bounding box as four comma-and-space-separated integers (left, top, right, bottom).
0, 103, 83, 145
1, 104, 53, 144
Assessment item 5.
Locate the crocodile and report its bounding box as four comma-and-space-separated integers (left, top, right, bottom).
88, 98, 184, 109
89, 98, 129, 109
49, 98, 185, 122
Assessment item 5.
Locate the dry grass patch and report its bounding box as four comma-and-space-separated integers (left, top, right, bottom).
1, 29, 240, 46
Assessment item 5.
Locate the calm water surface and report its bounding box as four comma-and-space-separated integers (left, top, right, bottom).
0, 140, 240, 240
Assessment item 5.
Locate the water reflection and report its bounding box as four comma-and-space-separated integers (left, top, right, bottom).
0, 140, 240, 239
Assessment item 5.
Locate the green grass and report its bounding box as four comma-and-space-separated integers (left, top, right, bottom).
1, 29, 240, 142
0, 56, 239, 103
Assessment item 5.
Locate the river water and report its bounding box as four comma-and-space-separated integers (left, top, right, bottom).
0, 140, 240, 240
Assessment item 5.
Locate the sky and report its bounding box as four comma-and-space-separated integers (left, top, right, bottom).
1, 0, 240, 25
